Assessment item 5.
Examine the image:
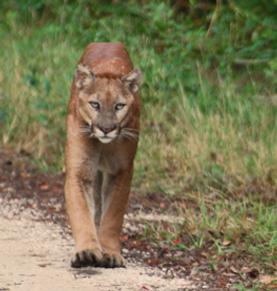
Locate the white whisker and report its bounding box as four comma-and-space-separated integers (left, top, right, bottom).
79, 125, 92, 136
121, 133, 134, 141
120, 128, 139, 141
123, 127, 139, 133
79, 129, 90, 133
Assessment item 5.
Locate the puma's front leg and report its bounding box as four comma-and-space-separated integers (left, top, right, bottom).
99, 168, 133, 268
65, 175, 102, 268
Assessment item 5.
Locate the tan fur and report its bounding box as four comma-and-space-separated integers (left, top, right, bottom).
64, 43, 141, 268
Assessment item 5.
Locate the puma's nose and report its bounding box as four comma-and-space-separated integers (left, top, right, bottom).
98, 125, 117, 134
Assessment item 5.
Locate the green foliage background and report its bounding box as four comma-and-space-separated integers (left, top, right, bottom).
0, 0, 277, 269
0, 0, 276, 191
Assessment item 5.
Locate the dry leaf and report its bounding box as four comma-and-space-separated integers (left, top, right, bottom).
259, 275, 277, 285
222, 239, 231, 246
230, 266, 240, 274
39, 182, 49, 191
241, 267, 251, 273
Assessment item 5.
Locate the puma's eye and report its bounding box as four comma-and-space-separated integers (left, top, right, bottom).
115, 103, 126, 111
89, 101, 100, 111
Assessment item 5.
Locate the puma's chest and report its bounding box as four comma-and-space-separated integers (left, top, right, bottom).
80, 140, 135, 177
98, 149, 130, 174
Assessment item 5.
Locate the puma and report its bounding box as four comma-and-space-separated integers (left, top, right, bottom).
64, 43, 141, 268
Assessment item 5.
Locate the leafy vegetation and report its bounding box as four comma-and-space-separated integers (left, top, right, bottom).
0, 0, 276, 283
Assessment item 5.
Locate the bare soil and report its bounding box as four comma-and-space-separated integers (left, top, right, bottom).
0, 215, 193, 291
0, 150, 273, 290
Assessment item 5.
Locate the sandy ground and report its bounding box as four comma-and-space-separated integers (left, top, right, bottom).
0, 213, 194, 291
0, 152, 275, 290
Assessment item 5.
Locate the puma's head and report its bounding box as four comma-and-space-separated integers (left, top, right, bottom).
75, 64, 141, 144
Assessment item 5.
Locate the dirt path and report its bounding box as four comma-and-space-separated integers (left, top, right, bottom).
0, 210, 194, 291
1, 151, 270, 290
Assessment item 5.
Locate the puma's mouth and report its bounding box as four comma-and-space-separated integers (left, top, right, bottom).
98, 136, 114, 144
93, 126, 118, 144
88, 131, 117, 144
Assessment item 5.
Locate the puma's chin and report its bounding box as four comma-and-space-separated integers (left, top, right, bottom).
98, 136, 115, 144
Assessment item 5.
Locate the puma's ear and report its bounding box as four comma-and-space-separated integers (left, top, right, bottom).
75, 64, 95, 89
121, 69, 142, 93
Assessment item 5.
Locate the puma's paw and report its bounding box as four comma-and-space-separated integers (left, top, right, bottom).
100, 252, 126, 268
71, 248, 103, 268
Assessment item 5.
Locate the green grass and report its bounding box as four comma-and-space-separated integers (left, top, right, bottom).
140, 196, 277, 265
0, 0, 276, 274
